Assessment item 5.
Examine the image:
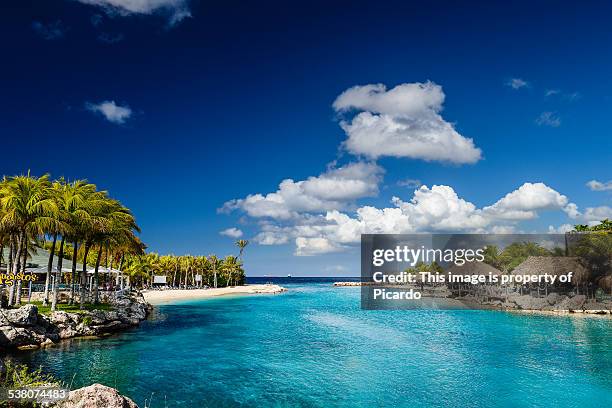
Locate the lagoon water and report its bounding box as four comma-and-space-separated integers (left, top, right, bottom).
15, 278, 612, 407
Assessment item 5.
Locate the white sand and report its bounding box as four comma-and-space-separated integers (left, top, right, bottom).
142, 284, 286, 305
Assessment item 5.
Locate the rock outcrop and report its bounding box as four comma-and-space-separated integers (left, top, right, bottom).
479, 291, 611, 313
54, 383, 139, 408
0, 293, 151, 350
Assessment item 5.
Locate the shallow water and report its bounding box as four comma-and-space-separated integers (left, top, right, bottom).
14, 279, 612, 407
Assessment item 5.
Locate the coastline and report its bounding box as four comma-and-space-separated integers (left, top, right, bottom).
334, 282, 612, 317
0, 293, 151, 351
142, 284, 287, 305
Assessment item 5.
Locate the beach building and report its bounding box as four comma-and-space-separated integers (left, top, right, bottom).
511, 256, 590, 296
1, 247, 128, 295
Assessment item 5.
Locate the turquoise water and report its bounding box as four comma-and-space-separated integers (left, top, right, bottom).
14, 280, 612, 407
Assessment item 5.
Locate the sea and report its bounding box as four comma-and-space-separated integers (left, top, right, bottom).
12, 277, 612, 407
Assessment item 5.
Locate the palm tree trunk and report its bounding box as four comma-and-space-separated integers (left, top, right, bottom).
17, 238, 28, 305
80, 243, 91, 309
93, 243, 103, 304
51, 237, 65, 312
43, 233, 57, 306
70, 241, 78, 305
6, 234, 15, 307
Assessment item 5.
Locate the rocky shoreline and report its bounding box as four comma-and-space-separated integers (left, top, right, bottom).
0, 293, 152, 350
334, 282, 612, 315
465, 292, 612, 315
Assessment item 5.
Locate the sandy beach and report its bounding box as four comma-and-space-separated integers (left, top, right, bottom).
142, 284, 287, 305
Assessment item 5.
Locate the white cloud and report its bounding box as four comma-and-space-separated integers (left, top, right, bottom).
221, 162, 384, 219
582, 206, 612, 222
563, 203, 580, 219
85, 100, 132, 124
254, 230, 290, 245
32, 21, 66, 40
333, 82, 482, 164
562, 203, 612, 222
587, 180, 612, 191
75, 0, 191, 25
397, 178, 422, 188
544, 89, 581, 102
483, 182, 569, 220
491, 225, 517, 234
219, 227, 243, 238
244, 182, 574, 256
536, 111, 561, 127
507, 78, 528, 89
295, 237, 342, 256
545, 89, 560, 97
548, 224, 574, 233
393, 185, 488, 231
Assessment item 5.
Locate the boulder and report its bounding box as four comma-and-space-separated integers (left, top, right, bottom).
0, 294, 150, 348
511, 295, 549, 310
58, 326, 78, 339
55, 383, 139, 408
556, 294, 586, 310
96, 321, 126, 332
546, 292, 563, 305
50, 311, 79, 326
0, 325, 42, 347
0, 304, 39, 326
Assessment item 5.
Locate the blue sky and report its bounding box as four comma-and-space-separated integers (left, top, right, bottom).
1, 0, 611, 276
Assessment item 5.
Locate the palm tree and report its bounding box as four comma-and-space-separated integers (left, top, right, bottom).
0, 173, 58, 306
89, 198, 140, 304
208, 255, 219, 288
51, 180, 91, 311
235, 239, 249, 286
483, 245, 503, 271
223, 256, 242, 287
43, 178, 71, 306
125, 254, 156, 288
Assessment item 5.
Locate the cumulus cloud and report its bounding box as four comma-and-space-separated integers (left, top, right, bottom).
536, 111, 561, 127
221, 162, 384, 219
85, 100, 132, 124
566, 205, 612, 223
32, 21, 66, 40
333, 82, 482, 164
253, 225, 291, 245
239, 182, 574, 256
581, 206, 612, 222
75, 0, 191, 25
587, 180, 612, 191
483, 182, 569, 220
295, 237, 342, 256
507, 78, 528, 89
219, 227, 243, 238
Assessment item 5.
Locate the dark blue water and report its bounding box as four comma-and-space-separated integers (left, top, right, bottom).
13, 279, 612, 407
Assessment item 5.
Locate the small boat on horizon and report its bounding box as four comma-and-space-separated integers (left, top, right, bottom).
287, 274, 292, 278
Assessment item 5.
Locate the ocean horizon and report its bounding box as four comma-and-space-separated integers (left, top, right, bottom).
12, 281, 612, 407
